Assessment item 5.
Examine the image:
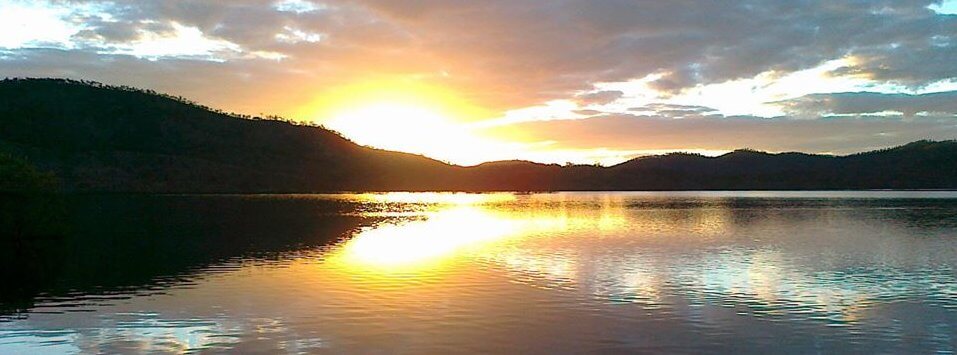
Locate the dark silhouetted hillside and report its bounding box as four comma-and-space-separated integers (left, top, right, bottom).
1, 78, 955, 192
603, 141, 957, 189
0, 153, 57, 192
0, 78, 461, 192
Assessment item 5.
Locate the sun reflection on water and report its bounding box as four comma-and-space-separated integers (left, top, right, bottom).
318, 193, 957, 329
329, 206, 521, 272
4, 193, 957, 353
342, 191, 518, 205
324, 193, 636, 276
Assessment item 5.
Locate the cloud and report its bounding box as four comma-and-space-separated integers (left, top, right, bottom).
930, 0, 957, 15
274, 0, 325, 14
776, 91, 957, 118
339, 0, 957, 114
274, 26, 323, 44
0, 1, 86, 49
574, 90, 623, 106
628, 103, 718, 118
5, 0, 957, 111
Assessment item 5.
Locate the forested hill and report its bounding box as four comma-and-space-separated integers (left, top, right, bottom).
1, 78, 955, 192
604, 141, 957, 190
0, 78, 461, 192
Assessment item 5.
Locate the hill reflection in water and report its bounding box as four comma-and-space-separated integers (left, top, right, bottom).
2, 192, 957, 353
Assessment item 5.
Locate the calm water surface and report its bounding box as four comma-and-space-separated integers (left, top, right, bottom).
2, 191, 957, 353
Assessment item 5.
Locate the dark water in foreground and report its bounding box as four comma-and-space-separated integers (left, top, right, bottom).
2, 191, 957, 354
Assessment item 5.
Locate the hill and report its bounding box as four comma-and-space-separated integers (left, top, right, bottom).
603, 142, 957, 190
1, 78, 955, 192
0, 78, 461, 192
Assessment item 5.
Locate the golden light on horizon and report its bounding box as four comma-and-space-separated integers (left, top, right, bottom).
297, 79, 742, 167
325, 102, 481, 161
302, 78, 531, 166
294, 78, 744, 167
305, 78, 492, 125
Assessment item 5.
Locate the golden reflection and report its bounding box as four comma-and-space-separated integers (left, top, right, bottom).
690, 206, 733, 236
496, 250, 578, 287
345, 192, 517, 205
318, 193, 890, 324
11, 193, 957, 353
329, 206, 520, 273
321, 193, 742, 278
323, 193, 632, 276
325, 194, 850, 314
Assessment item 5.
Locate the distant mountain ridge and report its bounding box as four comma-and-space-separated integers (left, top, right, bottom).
1, 78, 955, 192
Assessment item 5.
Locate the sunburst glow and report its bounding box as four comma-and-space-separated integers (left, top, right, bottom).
325, 102, 485, 162
308, 79, 531, 165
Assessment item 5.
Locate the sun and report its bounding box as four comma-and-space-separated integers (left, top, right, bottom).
308, 78, 519, 165
325, 101, 526, 166
325, 102, 476, 159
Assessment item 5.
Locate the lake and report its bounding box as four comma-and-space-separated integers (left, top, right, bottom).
2, 191, 957, 353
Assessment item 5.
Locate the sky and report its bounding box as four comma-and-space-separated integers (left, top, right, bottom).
1, 0, 957, 166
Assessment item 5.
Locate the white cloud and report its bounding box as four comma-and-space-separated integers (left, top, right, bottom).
0, 1, 288, 62
477, 100, 586, 127
665, 58, 870, 117
930, 0, 957, 15
102, 22, 241, 61
273, 0, 325, 14
0, 1, 81, 49
275, 26, 323, 44
548, 57, 957, 121
247, 51, 289, 61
